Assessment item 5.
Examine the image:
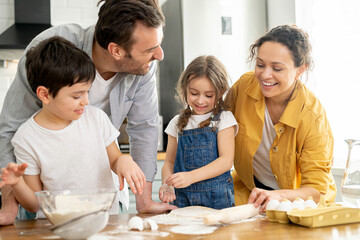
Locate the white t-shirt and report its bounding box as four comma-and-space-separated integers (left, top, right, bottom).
87, 70, 129, 209
88, 70, 118, 117
165, 111, 238, 139
11, 105, 120, 216
252, 105, 280, 190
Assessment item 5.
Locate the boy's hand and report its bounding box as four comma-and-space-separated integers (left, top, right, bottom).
159, 183, 175, 203
166, 172, 193, 189
116, 155, 146, 194
0, 163, 28, 188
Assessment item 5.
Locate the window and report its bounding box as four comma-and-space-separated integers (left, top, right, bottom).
295, 0, 360, 168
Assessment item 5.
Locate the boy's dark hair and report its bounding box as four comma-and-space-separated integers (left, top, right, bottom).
25, 36, 95, 98
95, 0, 165, 53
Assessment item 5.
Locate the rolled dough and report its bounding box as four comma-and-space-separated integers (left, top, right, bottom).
170, 204, 260, 225
169, 206, 219, 218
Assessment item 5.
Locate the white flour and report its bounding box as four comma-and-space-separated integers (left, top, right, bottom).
147, 213, 218, 235
101, 225, 170, 239
44, 195, 104, 225
147, 214, 204, 225
168, 224, 218, 235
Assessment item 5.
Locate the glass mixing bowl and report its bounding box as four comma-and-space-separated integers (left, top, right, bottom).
35, 188, 117, 226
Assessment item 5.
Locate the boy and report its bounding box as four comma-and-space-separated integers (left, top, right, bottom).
0, 36, 145, 216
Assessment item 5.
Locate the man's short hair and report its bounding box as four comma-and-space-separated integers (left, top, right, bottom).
95, 0, 165, 53
26, 36, 95, 98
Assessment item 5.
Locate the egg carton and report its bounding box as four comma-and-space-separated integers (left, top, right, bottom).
287, 206, 360, 228
265, 205, 339, 223
265, 196, 349, 227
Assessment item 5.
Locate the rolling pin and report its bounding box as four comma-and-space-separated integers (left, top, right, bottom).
203, 203, 259, 225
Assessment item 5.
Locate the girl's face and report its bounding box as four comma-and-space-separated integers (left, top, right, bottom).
186, 76, 216, 115
255, 41, 305, 103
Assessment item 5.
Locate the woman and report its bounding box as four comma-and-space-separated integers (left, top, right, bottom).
226, 25, 336, 212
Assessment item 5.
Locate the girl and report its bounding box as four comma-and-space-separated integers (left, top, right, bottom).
159, 55, 238, 209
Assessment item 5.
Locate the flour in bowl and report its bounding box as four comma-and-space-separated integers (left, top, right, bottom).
43, 195, 104, 225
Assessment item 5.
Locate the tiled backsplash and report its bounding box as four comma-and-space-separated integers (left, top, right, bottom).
0, 0, 101, 111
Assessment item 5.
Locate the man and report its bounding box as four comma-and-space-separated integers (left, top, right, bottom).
0, 0, 176, 225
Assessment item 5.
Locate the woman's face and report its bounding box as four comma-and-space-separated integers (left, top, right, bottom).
255, 41, 305, 102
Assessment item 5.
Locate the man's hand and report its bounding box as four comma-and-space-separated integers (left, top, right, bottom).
136, 182, 177, 214
0, 185, 19, 225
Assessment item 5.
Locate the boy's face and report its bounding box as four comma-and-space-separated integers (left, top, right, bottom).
46, 81, 92, 122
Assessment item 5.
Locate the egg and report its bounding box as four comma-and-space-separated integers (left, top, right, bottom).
143, 218, 158, 231
266, 199, 280, 210
304, 197, 317, 209
128, 216, 144, 231
276, 199, 292, 212
292, 198, 305, 210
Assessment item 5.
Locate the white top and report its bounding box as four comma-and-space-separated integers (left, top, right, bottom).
88, 70, 118, 117
88, 70, 129, 209
252, 105, 280, 190
165, 111, 238, 140
11, 105, 120, 216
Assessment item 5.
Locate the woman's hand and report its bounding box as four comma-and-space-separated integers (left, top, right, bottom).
166, 172, 194, 189
0, 163, 28, 188
159, 183, 176, 203
248, 187, 282, 213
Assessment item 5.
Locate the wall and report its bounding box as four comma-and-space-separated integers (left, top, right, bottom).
266, 0, 295, 29
0, 0, 101, 111
181, 0, 266, 84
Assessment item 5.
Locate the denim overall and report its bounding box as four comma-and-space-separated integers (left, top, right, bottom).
173, 113, 235, 209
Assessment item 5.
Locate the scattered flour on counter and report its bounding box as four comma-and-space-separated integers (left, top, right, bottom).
88, 235, 111, 240
147, 213, 204, 225
100, 224, 170, 239
41, 236, 61, 239
230, 214, 265, 224
147, 213, 218, 235
168, 224, 218, 235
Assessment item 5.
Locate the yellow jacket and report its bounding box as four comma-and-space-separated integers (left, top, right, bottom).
227, 72, 336, 205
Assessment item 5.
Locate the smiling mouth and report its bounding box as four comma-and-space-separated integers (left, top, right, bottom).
75, 109, 84, 114
263, 81, 278, 86
146, 59, 154, 66
195, 104, 207, 110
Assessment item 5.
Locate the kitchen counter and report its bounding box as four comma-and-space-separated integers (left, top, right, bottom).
2, 214, 360, 240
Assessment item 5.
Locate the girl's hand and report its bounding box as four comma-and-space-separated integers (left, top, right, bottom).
248, 187, 282, 213
159, 184, 175, 203
166, 172, 193, 188
0, 163, 28, 188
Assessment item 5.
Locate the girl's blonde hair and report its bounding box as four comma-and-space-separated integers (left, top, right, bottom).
176, 55, 230, 132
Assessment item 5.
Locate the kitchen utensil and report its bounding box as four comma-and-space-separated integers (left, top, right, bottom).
51, 209, 109, 239
341, 139, 360, 208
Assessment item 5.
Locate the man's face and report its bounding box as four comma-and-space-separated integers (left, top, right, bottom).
118, 21, 164, 76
